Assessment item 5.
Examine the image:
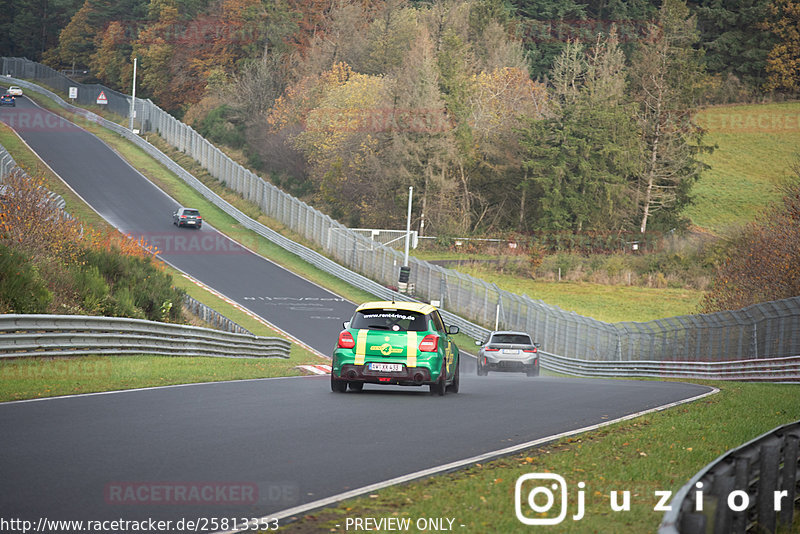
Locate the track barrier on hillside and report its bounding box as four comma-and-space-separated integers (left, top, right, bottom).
3, 58, 799, 381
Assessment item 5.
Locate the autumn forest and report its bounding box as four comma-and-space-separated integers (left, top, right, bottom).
2, 0, 798, 237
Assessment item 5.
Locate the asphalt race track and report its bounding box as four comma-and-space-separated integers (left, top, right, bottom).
1, 376, 712, 529
0, 91, 715, 531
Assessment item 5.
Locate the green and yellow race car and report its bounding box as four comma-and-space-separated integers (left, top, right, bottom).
331, 301, 460, 395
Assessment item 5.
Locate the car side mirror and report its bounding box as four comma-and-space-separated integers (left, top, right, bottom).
343, 321, 350, 330
474, 340, 482, 346
534, 342, 541, 348
448, 325, 459, 335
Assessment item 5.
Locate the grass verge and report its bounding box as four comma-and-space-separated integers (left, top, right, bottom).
0, 355, 305, 403
277, 381, 800, 533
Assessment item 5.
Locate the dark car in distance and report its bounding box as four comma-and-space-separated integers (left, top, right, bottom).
0, 94, 15, 107
172, 207, 202, 229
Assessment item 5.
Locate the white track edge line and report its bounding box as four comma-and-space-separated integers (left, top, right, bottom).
217, 385, 720, 533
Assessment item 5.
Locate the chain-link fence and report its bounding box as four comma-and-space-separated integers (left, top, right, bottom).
4, 57, 799, 375
2, 58, 132, 119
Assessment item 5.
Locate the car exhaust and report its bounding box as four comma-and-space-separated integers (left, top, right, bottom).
346, 370, 357, 379
413, 373, 424, 384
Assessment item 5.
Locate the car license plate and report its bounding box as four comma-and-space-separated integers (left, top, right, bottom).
502, 349, 518, 354
368, 363, 403, 372
187, 220, 195, 224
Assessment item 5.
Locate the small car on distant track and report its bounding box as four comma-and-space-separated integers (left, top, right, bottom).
475, 330, 540, 376
0, 94, 15, 107
172, 207, 202, 228
7, 86, 23, 97
331, 301, 460, 395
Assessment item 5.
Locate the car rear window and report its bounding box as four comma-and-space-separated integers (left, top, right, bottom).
184, 210, 200, 216
351, 309, 429, 332
491, 334, 532, 345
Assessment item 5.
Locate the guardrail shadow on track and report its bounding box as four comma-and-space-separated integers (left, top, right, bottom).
660, 420, 800, 534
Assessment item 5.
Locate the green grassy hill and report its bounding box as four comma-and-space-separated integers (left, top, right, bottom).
687, 102, 800, 235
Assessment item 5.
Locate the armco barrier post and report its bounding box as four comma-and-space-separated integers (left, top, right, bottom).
756, 438, 780, 532
779, 432, 799, 527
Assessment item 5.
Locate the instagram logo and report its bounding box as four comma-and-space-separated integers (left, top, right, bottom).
515, 474, 585, 525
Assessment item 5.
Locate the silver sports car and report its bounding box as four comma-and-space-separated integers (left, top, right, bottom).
475, 331, 540, 376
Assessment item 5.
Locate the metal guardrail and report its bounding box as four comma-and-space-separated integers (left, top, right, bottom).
660, 420, 800, 534
182, 294, 253, 336
0, 314, 290, 359
4, 63, 800, 380
540, 353, 800, 381
0, 144, 70, 215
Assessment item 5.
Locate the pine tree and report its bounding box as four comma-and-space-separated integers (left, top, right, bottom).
691, 0, 776, 87
519, 32, 640, 233
631, 0, 710, 235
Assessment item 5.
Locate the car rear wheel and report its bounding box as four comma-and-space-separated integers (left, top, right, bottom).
477, 358, 487, 376
330, 373, 348, 393
446, 359, 460, 393
430, 362, 446, 396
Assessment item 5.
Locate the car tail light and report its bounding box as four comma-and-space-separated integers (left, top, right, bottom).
196, 216, 202, 219
418, 334, 439, 352
524, 348, 538, 353
485, 347, 500, 352
337, 331, 355, 349
180, 215, 186, 219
